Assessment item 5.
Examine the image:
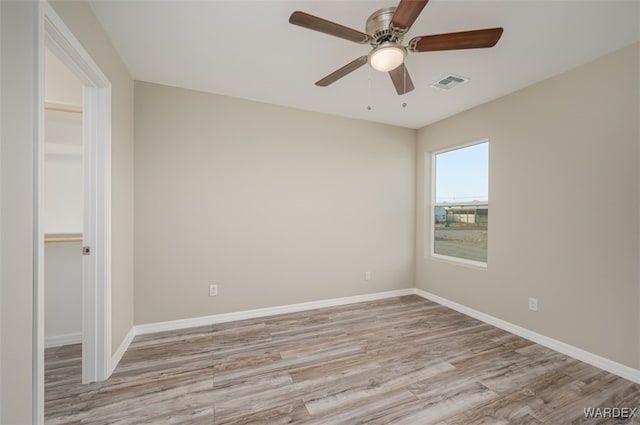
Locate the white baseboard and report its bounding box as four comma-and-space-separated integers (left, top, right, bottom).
110, 326, 136, 374
135, 288, 415, 336
45, 332, 82, 348
413, 288, 640, 384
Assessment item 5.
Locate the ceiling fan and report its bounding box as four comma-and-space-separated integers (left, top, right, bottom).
289, 0, 503, 95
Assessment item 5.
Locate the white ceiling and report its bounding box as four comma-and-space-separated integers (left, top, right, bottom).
89, 1, 639, 129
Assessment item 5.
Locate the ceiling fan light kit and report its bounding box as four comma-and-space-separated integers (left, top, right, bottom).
289, 0, 503, 95
368, 42, 406, 72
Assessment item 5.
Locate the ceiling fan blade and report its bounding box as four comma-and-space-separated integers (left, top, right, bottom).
389, 63, 415, 95
315, 56, 368, 87
289, 11, 371, 44
391, 0, 429, 31
409, 27, 504, 52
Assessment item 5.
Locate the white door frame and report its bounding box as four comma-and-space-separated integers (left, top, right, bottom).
34, 1, 112, 422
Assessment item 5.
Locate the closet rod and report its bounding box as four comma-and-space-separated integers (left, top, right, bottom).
44, 234, 83, 243
44, 101, 82, 114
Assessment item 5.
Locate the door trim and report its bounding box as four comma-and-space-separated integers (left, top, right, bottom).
35, 2, 112, 422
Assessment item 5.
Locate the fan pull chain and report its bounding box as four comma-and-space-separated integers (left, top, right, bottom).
367, 66, 372, 111
402, 66, 408, 109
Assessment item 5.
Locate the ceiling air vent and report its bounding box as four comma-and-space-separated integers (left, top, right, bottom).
431, 74, 469, 90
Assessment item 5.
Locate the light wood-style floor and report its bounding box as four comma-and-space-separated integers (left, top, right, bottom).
45, 295, 639, 424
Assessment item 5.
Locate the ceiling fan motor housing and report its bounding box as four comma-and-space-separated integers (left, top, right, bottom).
366, 7, 404, 46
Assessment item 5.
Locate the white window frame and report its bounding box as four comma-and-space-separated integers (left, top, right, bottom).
429, 140, 489, 268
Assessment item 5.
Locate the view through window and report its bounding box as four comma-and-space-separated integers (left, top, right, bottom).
433, 141, 488, 264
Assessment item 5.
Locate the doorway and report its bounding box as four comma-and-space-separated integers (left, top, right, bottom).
35, 2, 113, 422
43, 47, 84, 414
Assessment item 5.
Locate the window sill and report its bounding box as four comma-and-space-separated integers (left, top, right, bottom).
429, 253, 488, 271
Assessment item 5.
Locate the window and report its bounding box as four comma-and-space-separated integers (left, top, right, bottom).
432, 141, 488, 266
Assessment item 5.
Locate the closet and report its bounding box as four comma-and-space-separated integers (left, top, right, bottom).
43, 49, 84, 349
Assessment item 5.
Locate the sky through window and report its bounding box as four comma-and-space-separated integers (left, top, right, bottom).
435, 142, 488, 203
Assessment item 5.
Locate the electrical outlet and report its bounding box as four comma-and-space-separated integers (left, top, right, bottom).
209, 284, 218, 297
528, 297, 538, 312
365, 271, 371, 281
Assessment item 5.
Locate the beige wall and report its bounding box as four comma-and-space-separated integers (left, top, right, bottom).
1, 2, 35, 422
134, 82, 416, 325
50, 0, 135, 355
416, 43, 640, 369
